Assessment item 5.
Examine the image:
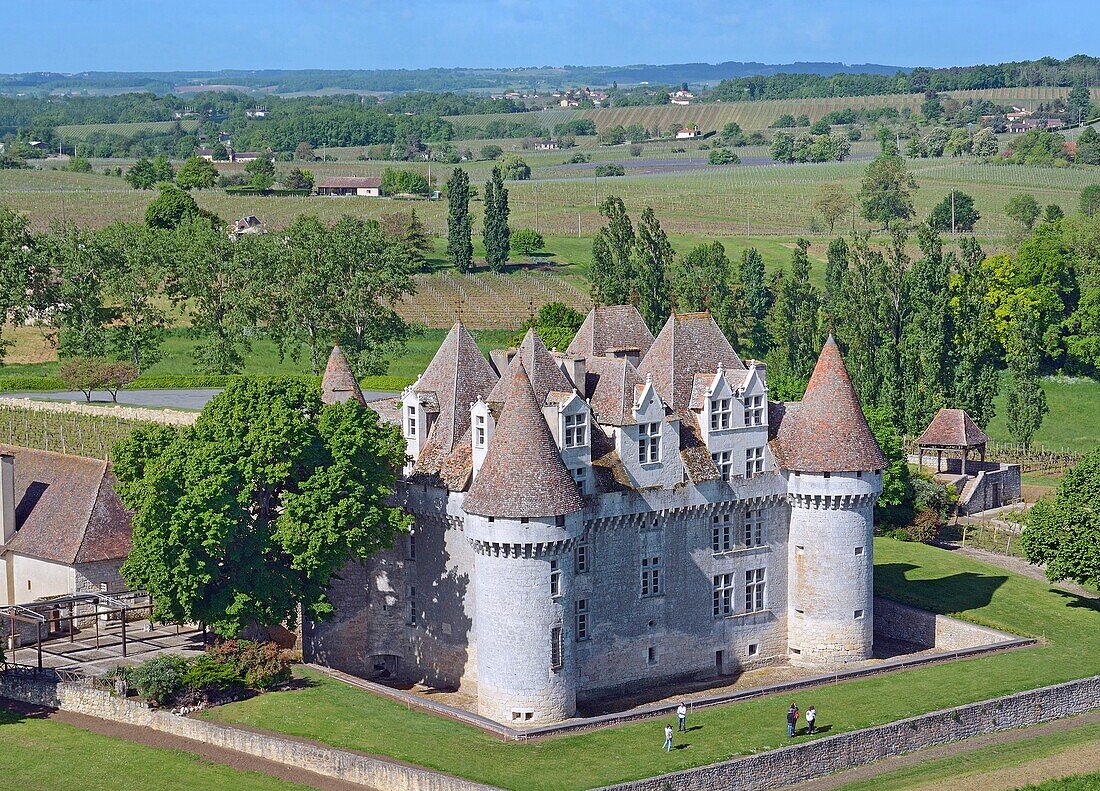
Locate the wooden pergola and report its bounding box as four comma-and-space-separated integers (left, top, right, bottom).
916, 408, 992, 476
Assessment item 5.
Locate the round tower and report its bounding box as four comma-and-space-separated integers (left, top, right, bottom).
773, 337, 886, 667
463, 364, 585, 724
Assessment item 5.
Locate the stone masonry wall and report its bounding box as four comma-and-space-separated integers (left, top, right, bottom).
0, 672, 499, 791
874, 597, 1014, 650
598, 675, 1100, 791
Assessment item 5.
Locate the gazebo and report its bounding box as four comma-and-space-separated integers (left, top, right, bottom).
916, 408, 991, 476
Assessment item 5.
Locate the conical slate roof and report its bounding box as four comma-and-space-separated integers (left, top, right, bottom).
772, 336, 886, 473
463, 365, 583, 519
321, 346, 366, 406
415, 321, 498, 465
637, 312, 745, 411
566, 305, 655, 359
917, 408, 991, 448
488, 328, 574, 406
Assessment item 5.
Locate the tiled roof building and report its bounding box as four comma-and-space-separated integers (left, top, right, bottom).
310, 306, 885, 725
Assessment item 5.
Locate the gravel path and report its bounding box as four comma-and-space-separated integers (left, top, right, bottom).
0, 697, 374, 791
5, 389, 398, 411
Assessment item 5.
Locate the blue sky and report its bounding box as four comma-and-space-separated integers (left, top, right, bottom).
4, 1, 1098, 73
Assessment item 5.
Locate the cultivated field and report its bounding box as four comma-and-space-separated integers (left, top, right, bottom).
55, 119, 200, 141
448, 87, 1100, 135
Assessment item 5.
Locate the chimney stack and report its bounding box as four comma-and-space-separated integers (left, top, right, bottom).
0, 454, 15, 546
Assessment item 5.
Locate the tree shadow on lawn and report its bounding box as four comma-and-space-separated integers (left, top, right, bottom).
875, 563, 1008, 614
1052, 589, 1100, 613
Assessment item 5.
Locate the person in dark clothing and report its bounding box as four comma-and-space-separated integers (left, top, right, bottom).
787, 703, 799, 737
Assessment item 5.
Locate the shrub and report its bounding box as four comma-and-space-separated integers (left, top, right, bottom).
209, 640, 291, 690
510, 228, 545, 256
0, 376, 66, 392
708, 147, 740, 165
480, 144, 503, 161
907, 509, 943, 544
128, 655, 188, 705
183, 654, 244, 693
593, 163, 625, 177
629, 144, 643, 157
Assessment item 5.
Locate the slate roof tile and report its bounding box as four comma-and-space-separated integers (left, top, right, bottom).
917, 408, 991, 448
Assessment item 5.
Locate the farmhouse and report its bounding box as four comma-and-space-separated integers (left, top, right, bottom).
315, 176, 382, 196
307, 306, 886, 725
0, 446, 132, 606
676, 125, 702, 139
230, 215, 265, 236
534, 138, 560, 150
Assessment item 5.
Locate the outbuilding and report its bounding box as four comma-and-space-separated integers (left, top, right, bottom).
316, 177, 383, 196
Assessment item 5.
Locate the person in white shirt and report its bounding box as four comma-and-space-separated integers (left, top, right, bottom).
806, 705, 817, 735
677, 702, 687, 732
663, 724, 673, 751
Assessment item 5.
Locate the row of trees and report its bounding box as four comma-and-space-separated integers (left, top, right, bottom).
445, 166, 526, 273
588, 194, 1100, 448
0, 205, 420, 378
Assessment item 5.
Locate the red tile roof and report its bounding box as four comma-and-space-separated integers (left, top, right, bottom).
463, 365, 583, 518
567, 305, 654, 359
584, 356, 644, 426
1, 445, 132, 565
917, 408, 991, 448
771, 336, 886, 472
637, 312, 744, 410
321, 346, 366, 406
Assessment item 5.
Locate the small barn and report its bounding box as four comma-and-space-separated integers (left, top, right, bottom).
316, 177, 383, 197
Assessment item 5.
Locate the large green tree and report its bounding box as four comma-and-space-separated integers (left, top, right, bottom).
899, 225, 951, 433
445, 168, 473, 273
1004, 301, 1049, 447
670, 240, 735, 340
589, 195, 635, 306
95, 222, 170, 370
631, 207, 673, 334
482, 166, 510, 272
115, 378, 411, 636
0, 207, 35, 362
927, 191, 980, 233
766, 239, 821, 382
176, 156, 218, 190
949, 237, 1000, 427
859, 153, 917, 230
1021, 448, 1100, 590
41, 225, 109, 359
739, 247, 770, 356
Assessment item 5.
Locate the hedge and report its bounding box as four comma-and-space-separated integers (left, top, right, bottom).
0, 376, 67, 392
223, 187, 312, 196
127, 374, 319, 390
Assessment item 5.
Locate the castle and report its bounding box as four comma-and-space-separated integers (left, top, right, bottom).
306, 305, 886, 725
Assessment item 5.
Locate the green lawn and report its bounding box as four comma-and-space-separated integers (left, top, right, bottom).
202, 540, 1100, 790
1022, 775, 1100, 790
0, 706, 314, 791
831, 720, 1100, 790
986, 375, 1100, 454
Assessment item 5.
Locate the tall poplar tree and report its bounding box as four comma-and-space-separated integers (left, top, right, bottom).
631, 207, 672, 334
482, 166, 510, 272
589, 195, 635, 305
823, 236, 849, 327
949, 237, 999, 427
899, 224, 952, 433
765, 239, 821, 382
445, 168, 473, 273
1005, 302, 1048, 447
739, 247, 770, 356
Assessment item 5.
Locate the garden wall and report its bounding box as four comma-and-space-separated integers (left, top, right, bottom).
0, 670, 499, 791
873, 597, 1015, 650
597, 675, 1100, 791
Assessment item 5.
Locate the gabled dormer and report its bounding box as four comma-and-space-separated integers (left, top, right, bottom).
470, 397, 495, 479
618, 375, 682, 489
401, 377, 435, 470
737, 361, 768, 429
696, 365, 735, 445
543, 391, 592, 496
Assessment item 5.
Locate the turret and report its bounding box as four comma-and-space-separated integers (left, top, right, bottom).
772, 336, 885, 667
463, 364, 584, 723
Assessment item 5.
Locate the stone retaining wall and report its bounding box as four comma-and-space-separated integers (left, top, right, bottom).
598, 675, 1100, 791
874, 597, 1014, 650
0, 671, 499, 791
0, 397, 198, 426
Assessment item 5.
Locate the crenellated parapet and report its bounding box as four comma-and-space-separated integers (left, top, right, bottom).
468, 537, 578, 558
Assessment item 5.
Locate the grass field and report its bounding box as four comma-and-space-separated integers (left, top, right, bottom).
447, 87, 1100, 135
986, 376, 1100, 453
830, 720, 1100, 790
0, 706, 312, 791
202, 539, 1100, 790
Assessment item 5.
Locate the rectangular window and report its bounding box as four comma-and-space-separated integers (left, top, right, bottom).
549, 560, 562, 598
550, 625, 563, 670
407, 532, 416, 561
406, 405, 417, 438
710, 397, 732, 431
711, 450, 733, 481
647, 646, 657, 665
746, 446, 765, 478
712, 512, 733, 553
407, 585, 417, 626
747, 643, 759, 657
744, 510, 764, 548
713, 573, 734, 617
745, 394, 764, 426
474, 414, 486, 448
855, 546, 864, 556
575, 539, 589, 573
638, 422, 661, 464
564, 413, 587, 448
745, 568, 766, 613
641, 556, 662, 597
575, 599, 589, 641
572, 467, 586, 494
854, 609, 865, 619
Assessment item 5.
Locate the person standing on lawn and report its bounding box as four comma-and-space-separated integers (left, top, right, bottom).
806, 705, 817, 735
664, 723, 674, 751
677, 701, 687, 732
787, 703, 799, 737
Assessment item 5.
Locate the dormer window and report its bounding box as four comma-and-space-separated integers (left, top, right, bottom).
638, 422, 661, 464
564, 413, 587, 448
474, 414, 486, 448
406, 404, 417, 438
745, 395, 764, 426
710, 397, 732, 431
711, 450, 733, 481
